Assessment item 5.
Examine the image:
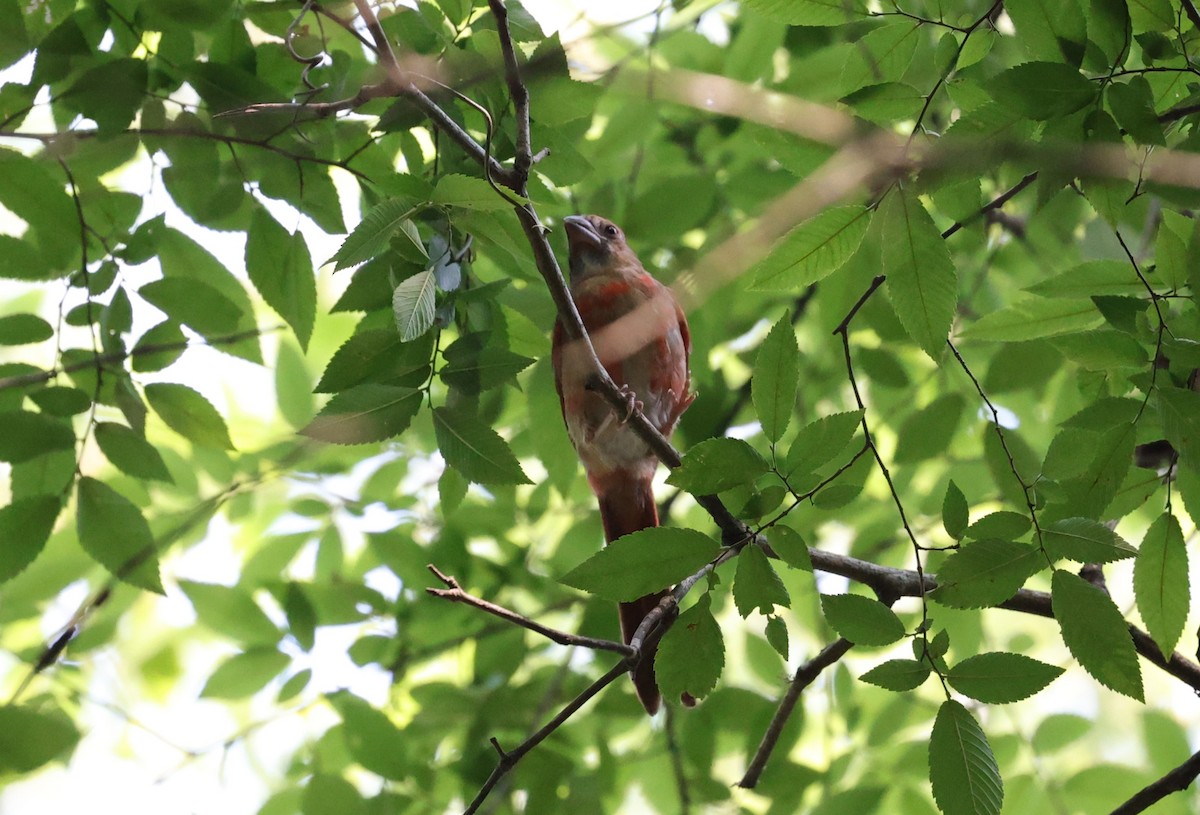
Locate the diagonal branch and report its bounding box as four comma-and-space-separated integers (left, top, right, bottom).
1109, 747, 1200, 815
424, 565, 632, 656
738, 637, 854, 788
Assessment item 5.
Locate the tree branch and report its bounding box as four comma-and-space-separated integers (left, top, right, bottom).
424, 565, 632, 656
940, 172, 1039, 239
738, 637, 854, 788
1109, 748, 1200, 815
488, 0, 533, 185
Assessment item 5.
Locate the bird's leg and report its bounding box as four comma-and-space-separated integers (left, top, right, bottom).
616, 384, 643, 424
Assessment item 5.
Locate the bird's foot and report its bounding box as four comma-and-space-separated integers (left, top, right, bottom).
617, 385, 642, 424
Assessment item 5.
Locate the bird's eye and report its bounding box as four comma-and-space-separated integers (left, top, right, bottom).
603, 225, 618, 237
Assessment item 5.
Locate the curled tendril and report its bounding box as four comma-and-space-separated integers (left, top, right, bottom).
287, 0, 330, 100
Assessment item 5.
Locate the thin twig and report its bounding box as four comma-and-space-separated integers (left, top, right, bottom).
461, 661, 629, 815
1109, 748, 1200, 815
738, 638, 854, 788
488, 0, 533, 184
941, 172, 1039, 239
425, 565, 633, 656
0, 326, 282, 392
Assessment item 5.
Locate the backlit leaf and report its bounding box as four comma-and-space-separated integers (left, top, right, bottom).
1133, 512, 1188, 657
752, 313, 800, 442
879, 188, 957, 359
1052, 570, 1143, 700
433, 406, 531, 485
929, 700, 1004, 815
76, 477, 163, 593
657, 593, 725, 701
560, 527, 719, 601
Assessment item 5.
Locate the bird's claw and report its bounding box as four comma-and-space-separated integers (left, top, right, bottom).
618, 385, 642, 424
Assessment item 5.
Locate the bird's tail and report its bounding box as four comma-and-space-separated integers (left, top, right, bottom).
595, 470, 672, 715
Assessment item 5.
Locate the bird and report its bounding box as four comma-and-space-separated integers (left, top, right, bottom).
550, 213, 695, 715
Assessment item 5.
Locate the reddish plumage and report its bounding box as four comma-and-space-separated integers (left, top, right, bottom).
550, 214, 694, 715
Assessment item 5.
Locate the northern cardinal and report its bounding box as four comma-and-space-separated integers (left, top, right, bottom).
551, 214, 694, 715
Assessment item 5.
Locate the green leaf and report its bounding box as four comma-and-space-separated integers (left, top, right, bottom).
314, 329, 431, 394
76, 477, 163, 593
301, 385, 422, 445
1133, 512, 1188, 657
860, 658, 929, 691
1090, 0, 1132, 63
765, 615, 789, 658
0, 313, 52, 345
433, 406, 531, 485
739, 0, 864, 25
29, 386, 92, 417
752, 314, 800, 442
933, 539, 1042, 609
200, 647, 289, 699
879, 188, 958, 359
283, 583, 316, 651
841, 23, 921, 91
820, 593, 905, 646
0, 410, 75, 462
1128, 0, 1175, 31
1107, 77, 1165, 146
559, 525, 715, 602
1025, 260, 1145, 298
0, 705, 80, 774
560, 527, 719, 601
961, 297, 1104, 341
769, 524, 812, 571
330, 691, 410, 781
733, 544, 790, 617
303, 773, 365, 815
1005, 0, 1087, 65
0, 496, 61, 583
1058, 422, 1135, 518
666, 438, 769, 494
841, 82, 926, 124
942, 480, 969, 539
393, 270, 436, 342
948, 652, 1064, 703
138, 277, 243, 338
62, 57, 147, 131
329, 198, 418, 270
245, 208, 317, 350
144, 383, 235, 449
929, 700, 1004, 815
431, 173, 520, 211
179, 580, 283, 645
1052, 569, 1144, 700
748, 206, 870, 291
965, 511, 1032, 541
1157, 387, 1200, 471
94, 422, 172, 482
988, 62, 1098, 120
131, 320, 187, 373
440, 335, 534, 393
657, 593, 725, 701
1050, 330, 1147, 371
275, 340, 315, 430
1044, 517, 1136, 563
784, 409, 864, 476
894, 393, 965, 462
0, 148, 76, 271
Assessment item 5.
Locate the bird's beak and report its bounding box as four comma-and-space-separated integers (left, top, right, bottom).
563, 215, 602, 252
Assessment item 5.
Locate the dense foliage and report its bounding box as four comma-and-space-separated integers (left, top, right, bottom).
1, 0, 1199, 813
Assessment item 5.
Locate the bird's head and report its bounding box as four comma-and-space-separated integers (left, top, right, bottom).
562, 214, 638, 283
